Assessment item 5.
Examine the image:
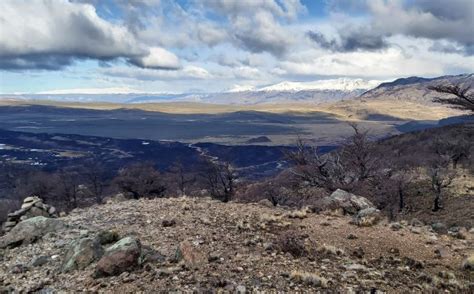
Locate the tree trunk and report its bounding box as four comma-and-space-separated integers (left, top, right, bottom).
433, 191, 442, 211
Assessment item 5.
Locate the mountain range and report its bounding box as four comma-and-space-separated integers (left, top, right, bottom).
1, 74, 472, 105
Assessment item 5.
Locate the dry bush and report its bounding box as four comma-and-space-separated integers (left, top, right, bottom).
275, 230, 307, 258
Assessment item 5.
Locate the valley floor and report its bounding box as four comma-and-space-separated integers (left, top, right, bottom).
1, 197, 472, 292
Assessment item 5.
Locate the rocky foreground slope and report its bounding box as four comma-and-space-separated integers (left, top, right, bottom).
0, 195, 473, 293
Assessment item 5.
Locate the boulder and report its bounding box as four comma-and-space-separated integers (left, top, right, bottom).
0, 216, 65, 249
62, 237, 104, 272
351, 208, 382, 227
95, 237, 141, 277
175, 240, 206, 269
258, 199, 274, 208
321, 189, 375, 215
431, 222, 448, 234
461, 253, 474, 271
2, 196, 58, 234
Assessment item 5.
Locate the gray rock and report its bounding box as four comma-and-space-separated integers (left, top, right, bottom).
31, 255, 50, 267
95, 237, 142, 277
431, 222, 447, 234
236, 285, 246, 293
10, 264, 28, 274
23, 196, 38, 203
390, 222, 403, 231
351, 208, 382, 227
48, 206, 57, 215
97, 230, 120, 245
258, 199, 274, 208
321, 189, 375, 215
0, 216, 66, 249
27, 207, 49, 218
62, 237, 104, 272
410, 218, 424, 227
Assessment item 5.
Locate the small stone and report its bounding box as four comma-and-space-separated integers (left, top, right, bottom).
208, 252, 221, 262
97, 230, 120, 245
236, 285, 246, 293
10, 264, 28, 274
434, 248, 448, 259
23, 196, 38, 203
48, 206, 57, 215
31, 255, 50, 267
410, 218, 424, 227
390, 222, 402, 231
347, 234, 358, 240
21, 202, 34, 210
431, 222, 447, 234
162, 219, 176, 227
352, 247, 365, 259
410, 227, 422, 234
461, 253, 474, 271
175, 240, 206, 269
258, 199, 274, 208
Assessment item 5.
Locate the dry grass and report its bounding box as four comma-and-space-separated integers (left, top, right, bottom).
0, 97, 464, 120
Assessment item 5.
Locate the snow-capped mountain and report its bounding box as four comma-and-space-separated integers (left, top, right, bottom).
257, 78, 382, 92
1, 78, 383, 105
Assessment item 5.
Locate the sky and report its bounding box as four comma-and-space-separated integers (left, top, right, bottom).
0, 0, 473, 94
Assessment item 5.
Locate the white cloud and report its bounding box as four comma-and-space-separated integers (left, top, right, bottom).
129, 47, 181, 69
278, 38, 474, 78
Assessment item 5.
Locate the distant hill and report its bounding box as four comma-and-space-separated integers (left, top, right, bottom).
360, 74, 474, 104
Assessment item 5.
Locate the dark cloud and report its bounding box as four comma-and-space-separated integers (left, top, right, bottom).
0, 55, 75, 71
324, 0, 474, 56
429, 41, 474, 56
0, 0, 178, 70
307, 29, 388, 52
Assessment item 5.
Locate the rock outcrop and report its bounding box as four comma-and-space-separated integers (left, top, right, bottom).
95, 237, 142, 277
320, 189, 375, 215
0, 216, 65, 249
351, 207, 383, 227
2, 196, 58, 233
62, 237, 104, 272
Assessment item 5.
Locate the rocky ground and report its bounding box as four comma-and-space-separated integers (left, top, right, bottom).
0, 195, 473, 293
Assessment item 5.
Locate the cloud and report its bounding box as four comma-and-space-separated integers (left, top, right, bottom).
278, 38, 474, 78
369, 0, 474, 48
323, 0, 474, 56
101, 65, 211, 81
206, 0, 305, 56
307, 28, 389, 52
128, 47, 181, 69
0, 0, 180, 70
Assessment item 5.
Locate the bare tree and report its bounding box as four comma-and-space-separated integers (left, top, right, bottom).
341, 123, 380, 182
82, 159, 107, 204
202, 160, 237, 202
428, 83, 474, 112
286, 124, 380, 192
168, 160, 195, 196
113, 162, 166, 199
57, 167, 83, 209
285, 139, 348, 190
428, 155, 455, 212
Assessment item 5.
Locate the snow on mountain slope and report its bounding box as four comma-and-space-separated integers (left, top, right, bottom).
258, 78, 383, 92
